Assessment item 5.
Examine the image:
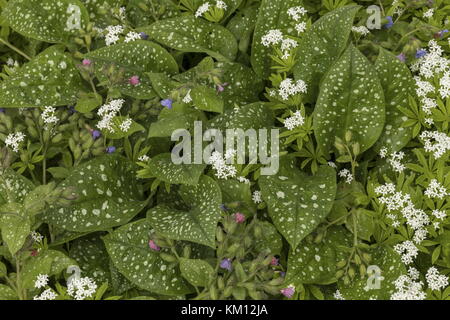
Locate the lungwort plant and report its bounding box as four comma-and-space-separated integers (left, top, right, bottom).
0, 0, 449, 300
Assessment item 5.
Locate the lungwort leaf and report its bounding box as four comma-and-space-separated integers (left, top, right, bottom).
0, 169, 34, 205
314, 44, 385, 155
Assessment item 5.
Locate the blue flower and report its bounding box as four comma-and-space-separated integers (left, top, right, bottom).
384, 16, 394, 29
106, 146, 116, 154
220, 258, 232, 271
438, 29, 449, 38
415, 49, 427, 59
140, 32, 149, 40
91, 130, 101, 140
0, 108, 5, 113
161, 99, 173, 109
396, 53, 406, 63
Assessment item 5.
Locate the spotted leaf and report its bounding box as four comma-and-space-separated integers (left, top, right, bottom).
179, 258, 214, 287
293, 5, 360, 102
146, 175, 222, 248
286, 226, 352, 285
259, 157, 337, 250
0, 285, 17, 300
191, 85, 224, 113
0, 208, 30, 255
0, 169, 34, 205
3, 0, 89, 43
139, 16, 238, 62
0, 45, 83, 108
314, 44, 385, 155
85, 40, 178, 99
103, 219, 193, 295
43, 155, 146, 232
374, 48, 415, 152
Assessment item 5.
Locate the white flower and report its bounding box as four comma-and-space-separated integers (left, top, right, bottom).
138, 155, 150, 162
252, 191, 262, 204
411, 40, 448, 79
426, 267, 448, 291
338, 169, 353, 184
124, 31, 141, 43
97, 99, 125, 133
209, 150, 237, 180
105, 25, 124, 46
67, 277, 97, 300
295, 22, 307, 34
432, 209, 446, 221
215, 0, 227, 10
6, 58, 15, 66
34, 274, 49, 289
351, 26, 370, 36
379, 147, 388, 158
284, 110, 304, 130
327, 161, 337, 168
34, 289, 57, 300
5, 132, 26, 152
31, 231, 44, 243
413, 228, 428, 244
278, 78, 307, 101
391, 275, 426, 300
420, 131, 450, 159
182, 90, 192, 104
424, 179, 448, 199
333, 289, 345, 300
119, 118, 132, 132
261, 29, 283, 47
280, 38, 298, 59
287, 6, 307, 21
195, 2, 210, 18
423, 8, 434, 18
394, 241, 418, 265
439, 71, 450, 99
41, 106, 59, 126
237, 176, 250, 184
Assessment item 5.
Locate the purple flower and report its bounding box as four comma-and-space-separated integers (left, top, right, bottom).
216, 83, 229, 93
384, 16, 394, 29
220, 258, 232, 271
161, 99, 173, 109
280, 285, 295, 299
0, 108, 5, 113
148, 240, 160, 251
396, 53, 406, 63
438, 29, 449, 38
219, 204, 228, 211
91, 130, 101, 140
129, 75, 140, 86
106, 146, 116, 154
416, 49, 427, 59
270, 257, 279, 266
82, 59, 92, 66
140, 32, 149, 40
68, 106, 77, 114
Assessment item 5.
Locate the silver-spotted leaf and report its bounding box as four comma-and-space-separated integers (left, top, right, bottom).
0, 169, 34, 205
0, 210, 30, 255
191, 85, 224, 113
0, 285, 17, 300
293, 5, 360, 102
179, 258, 214, 287
43, 155, 146, 232
103, 219, 193, 295
254, 221, 283, 255
259, 158, 337, 250
147, 175, 222, 248
373, 48, 414, 152
314, 44, 385, 154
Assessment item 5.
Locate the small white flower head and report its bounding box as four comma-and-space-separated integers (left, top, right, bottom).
97, 99, 125, 133
432, 209, 447, 221
209, 150, 237, 180
252, 191, 262, 204
261, 29, 283, 47
287, 6, 307, 21
195, 2, 211, 18
67, 277, 97, 300
333, 289, 345, 300
440, 71, 450, 99
237, 176, 250, 184
284, 110, 304, 130
34, 289, 57, 300
375, 183, 396, 196
34, 274, 49, 289
423, 8, 434, 18
338, 169, 353, 184
420, 130, 450, 159
6, 58, 15, 66
295, 22, 307, 34
124, 31, 141, 43
182, 89, 192, 104
31, 231, 44, 243
215, 0, 227, 10
41, 106, 59, 126
280, 38, 298, 59
387, 151, 406, 173
426, 267, 449, 291
391, 274, 426, 300
351, 26, 370, 36
327, 161, 337, 168
424, 179, 448, 199
105, 25, 124, 46
394, 241, 418, 265
138, 155, 150, 162
278, 78, 307, 101
119, 118, 132, 132
5, 132, 26, 152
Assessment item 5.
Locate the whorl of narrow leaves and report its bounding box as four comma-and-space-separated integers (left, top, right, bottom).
43, 155, 146, 232
374, 48, 415, 152
259, 158, 337, 250
286, 227, 352, 285
147, 153, 206, 186
140, 16, 238, 62
147, 175, 222, 248
103, 219, 193, 295
3, 0, 89, 43
293, 5, 360, 102
0, 46, 83, 108
251, 0, 303, 78
85, 40, 178, 99
314, 44, 385, 154
338, 246, 406, 300
179, 258, 214, 287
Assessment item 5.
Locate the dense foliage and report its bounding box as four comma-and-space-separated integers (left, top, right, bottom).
0, 0, 449, 300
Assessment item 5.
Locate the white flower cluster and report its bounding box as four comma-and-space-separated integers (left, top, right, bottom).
5, 132, 25, 152
278, 78, 307, 101
440, 71, 450, 99
138, 155, 150, 162
414, 77, 437, 115
105, 25, 124, 46
351, 26, 370, 36
183, 90, 192, 104
284, 110, 304, 130
411, 40, 448, 80
97, 99, 125, 133
423, 8, 434, 18
394, 241, 419, 265
124, 31, 141, 43
287, 6, 308, 34
119, 118, 132, 132
391, 269, 426, 300
424, 179, 448, 199
338, 169, 353, 184
380, 148, 406, 173
67, 277, 97, 300
34, 274, 49, 289
34, 289, 57, 300
426, 267, 449, 291
31, 231, 44, 243
252, 190, 262, 204
209, 150, 237, 180
41, 106, 59, 126
215, 0, 227, 10
261, 29, 299, 59
333, 289, 345, 300
237, 176, 250, 184
420, 130, 450, 159
195, 1, 227, 18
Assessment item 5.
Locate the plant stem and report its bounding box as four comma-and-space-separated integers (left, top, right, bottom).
0, 38, 32, 61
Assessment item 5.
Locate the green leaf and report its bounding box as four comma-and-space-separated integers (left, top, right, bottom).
345, 209, 375, 242
0, 45, 84, 108
251, 0, 305, 78
43, 155, 146, 232
0, 284, 17, 300
0, 169, 35, 205
373, 48, 414, 152
147, 175, 222, 248
179, 258, 214, 287
3, 0, 89, 43
75, 92, 103, 113
286, 226, 352, 285
0, 212, 30, 255
293, 5, 360, 102
147, 153, 206, 186
140, 16, 238, 62
259, 157, 337, 250
254, 221, 283, 255
85, 40, 178, 99
191, 85, 224, 113
338, 246, 405, 300
103, 219, 193, 295
314, 44, 385, 154
102, 116, 145, 140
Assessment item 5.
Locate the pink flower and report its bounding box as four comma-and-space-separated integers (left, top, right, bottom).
234, 212, 245, 224
148, 240, 160, 251
270, 257, 279, 266
82, 59, 92, 66
129, 75, 140, 86
280, 285, 295, 298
